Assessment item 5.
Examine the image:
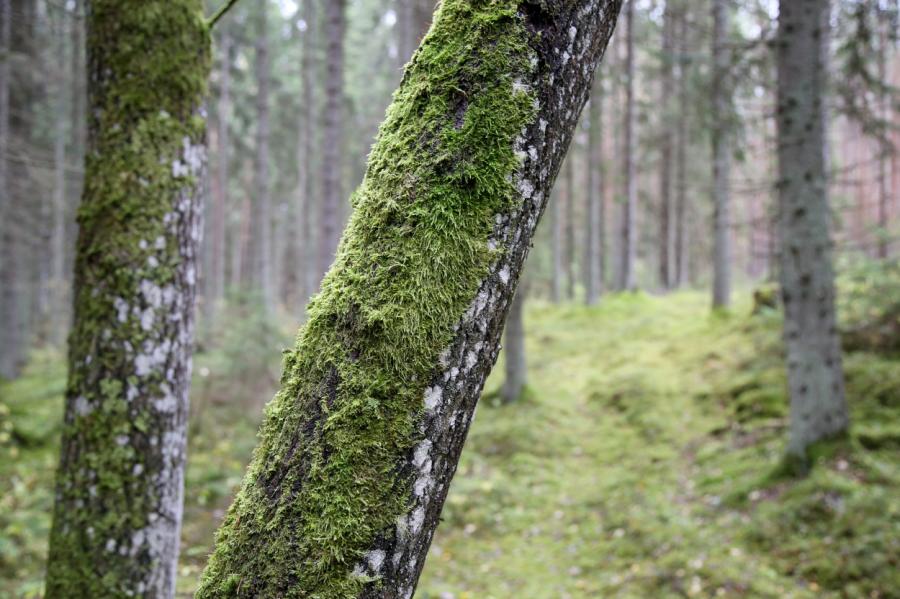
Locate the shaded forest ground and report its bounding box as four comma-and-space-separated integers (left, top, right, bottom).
2, 267, 898, 598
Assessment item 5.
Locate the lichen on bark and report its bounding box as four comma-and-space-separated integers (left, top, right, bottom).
197, 1, 621, 597
44, 1, 210, 597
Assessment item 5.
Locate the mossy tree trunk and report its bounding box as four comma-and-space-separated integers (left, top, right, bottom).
776, 0, 848, 459
196, 1, 622, 597
45, 1, 209, 596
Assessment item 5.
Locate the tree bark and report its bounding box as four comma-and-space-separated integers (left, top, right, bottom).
502, 285, 526, 404
552, 165, 563, 303
50, 8, 68, 344
254, 0, 274, 311
196, 1, 622, 597
876, 23, 889, 260
319, 0, 346, 280
619, 0, 637, 291
711, 0, 731, 309
776, 0, 848, 459
586, 76, 605, 304
45, 1, 209, 596
658, 0, 675, 290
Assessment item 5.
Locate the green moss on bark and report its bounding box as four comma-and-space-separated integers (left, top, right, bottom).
45, 1, 210, 597
196, 1, 537, 596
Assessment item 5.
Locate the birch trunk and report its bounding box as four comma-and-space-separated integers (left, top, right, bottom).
196, 1, 622, 596
45, 1, 209, 595
776, 0, 848, 459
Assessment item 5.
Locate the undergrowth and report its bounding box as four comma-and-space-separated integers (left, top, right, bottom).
1, 276, 897, 597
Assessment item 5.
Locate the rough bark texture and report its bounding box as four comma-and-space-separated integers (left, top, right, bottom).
501, 285, 526, 403
711, 0, 731, 309
776, 0, 848, 458
585, 75, 604, 304
619, 0, 636, 291
45, 1, 209, 596
319, 0, 346, 280
196, 1, 622, 597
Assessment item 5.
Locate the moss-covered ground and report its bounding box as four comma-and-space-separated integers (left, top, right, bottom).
1, 289, 898, 597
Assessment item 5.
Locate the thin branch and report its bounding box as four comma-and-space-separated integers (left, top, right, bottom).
207, 0, 241, 29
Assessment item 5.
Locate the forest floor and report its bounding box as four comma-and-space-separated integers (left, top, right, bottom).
1, 289, 898, 598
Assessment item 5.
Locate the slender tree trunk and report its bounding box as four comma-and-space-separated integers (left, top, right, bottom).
674, 5, 689, 288
620, 0, 637, 291
210, 29, 230, 315
45, 1, 210, 596
659, 1, 675, 290
564, 155, 576, 300
776, 0, 848, 460
319, 0, 345, 280
50, 9, 68, 345
0, 0, 12, 377
196, 2, 622, 596
502, 285, 526, 404
299, 0, 317, 309
711, 0, 732, 309
254, 0, 273, 311
552, 170, 563, 303
586, 78, 605, 304
877, 24, 889, 260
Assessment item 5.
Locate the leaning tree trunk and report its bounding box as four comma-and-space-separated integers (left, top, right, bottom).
619, 0, 637, 291
45, 1, 209, 596
711, 0, 732, 309
776, 0, 848, 459
196, 1, 622, 597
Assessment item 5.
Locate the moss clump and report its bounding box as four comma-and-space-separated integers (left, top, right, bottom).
197, 1, 537, 596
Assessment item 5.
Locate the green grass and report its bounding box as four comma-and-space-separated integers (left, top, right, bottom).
1, 290, 898, 597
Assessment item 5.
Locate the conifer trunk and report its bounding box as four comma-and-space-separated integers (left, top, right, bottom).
45, 1, 209, 596
619, 0, 637, 291
776, 0, 848, 459
711, 0, 731, 309
197, 1, 622, 596
254, 0, 274, 311
586, 77, 605, 304
658, 0, 675, 290
502, 286, 526, 404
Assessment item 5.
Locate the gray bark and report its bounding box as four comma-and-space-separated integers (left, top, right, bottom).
50, 9, 68, 344
619, 0, 637, 291
776, 0, 848, 458
552, 166, 563, 303
196, 2, 623, 596
711, 0, 732, 308
586, 77, 605, 304
502, 285, 526, 404
297, 0, 317, 311
564, 154, 576, 300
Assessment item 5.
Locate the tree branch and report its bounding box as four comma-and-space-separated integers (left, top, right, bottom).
207, 0, 241, 29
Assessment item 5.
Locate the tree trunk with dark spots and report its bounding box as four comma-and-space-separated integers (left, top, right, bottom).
45, 1, 209, 596
776, 0, 848, 459
196, 1, 623, 597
